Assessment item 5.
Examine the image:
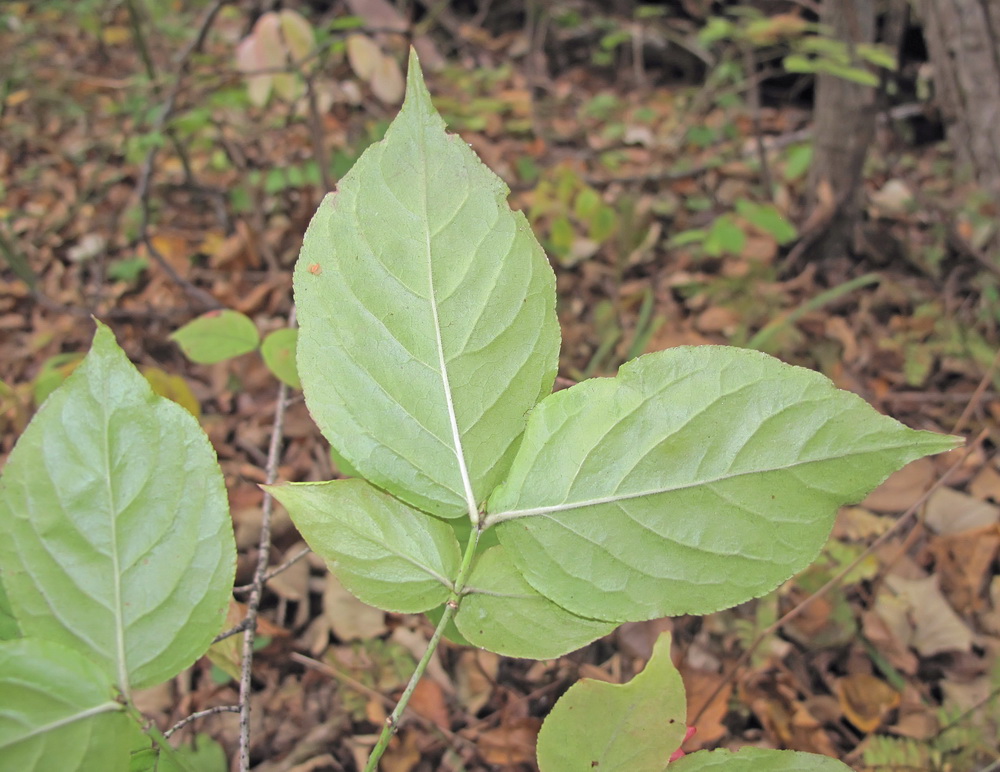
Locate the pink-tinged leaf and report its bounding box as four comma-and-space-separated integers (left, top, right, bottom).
235, 36, 273, 107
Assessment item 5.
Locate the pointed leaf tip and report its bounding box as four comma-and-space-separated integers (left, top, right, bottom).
401, 47, 433, 117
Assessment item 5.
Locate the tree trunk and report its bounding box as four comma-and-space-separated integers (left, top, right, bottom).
808, 0, 877, 263
918, 0, 1000, 199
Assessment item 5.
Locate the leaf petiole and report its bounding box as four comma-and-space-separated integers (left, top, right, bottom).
364, 522, 482, 770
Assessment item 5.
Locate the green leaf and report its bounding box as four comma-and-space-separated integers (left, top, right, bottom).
130, 732, 223, 772
0, 323, 236, 693
170, 310, 260, 364
294, 49, 559, 519
670, 748, 854, 770
0, 576, 19, 640
267, 478, 461, 613
536, 632, 686, 771
260, 328, 301, 388
703, 214, 746, 257
455, 545, 615, 659
486, 346, 960, 623
0, 638, 131, 771
735, 200, 797, 244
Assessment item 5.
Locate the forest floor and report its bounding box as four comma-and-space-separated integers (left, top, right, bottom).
1, 2, 999, 771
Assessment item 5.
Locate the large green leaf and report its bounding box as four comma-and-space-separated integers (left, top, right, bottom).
0, 638, 131, 772
455, 545, 615, 659
669, 748, 854, 770
294, 50, 559, 519
536, 632, 686, 771
486, 346, 960, 622
267, 479, 461, 613
0, 323, 236, 693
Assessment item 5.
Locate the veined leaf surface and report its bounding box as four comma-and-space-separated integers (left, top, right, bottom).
294, 50, 559, 519
268, 479, 461, 613
487, 346, 960, 622
669, 748, 853, 770
455, 546, 615, 659
0, 323, 236, 693
0, 638, 130, 772
536, 632, 686, 771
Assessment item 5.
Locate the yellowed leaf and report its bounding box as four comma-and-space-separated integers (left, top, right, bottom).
101, 25, 130, 46
143, 367, 200, 419
837, 674, 900, 733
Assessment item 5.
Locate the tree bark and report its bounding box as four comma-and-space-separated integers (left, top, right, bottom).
808, 0, 877, 263
918, 0, 1000, 199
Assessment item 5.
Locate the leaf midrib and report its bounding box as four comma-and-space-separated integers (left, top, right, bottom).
417, 128, 478, 522
483, 441, 920, 527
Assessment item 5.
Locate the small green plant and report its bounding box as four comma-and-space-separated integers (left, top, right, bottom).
171, 309, 301, 388
0, 49, 963, 772
271, 51, 957, 770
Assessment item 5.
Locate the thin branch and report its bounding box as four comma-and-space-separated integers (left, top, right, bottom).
232, 545, 313, 595
164, 705, 241, 738
213, 618, 251, 644
131, 0, 228, 311
237, 308, 296, 772
690, 428, 989, 726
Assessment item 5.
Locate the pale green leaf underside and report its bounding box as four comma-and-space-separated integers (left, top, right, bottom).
0, 323, 236, 693
455, 545, 615, 659
0, 577, 19, 640
268, 479, 461, 613
536, 633, 686, 771
0, 638, 130, 772
669, 748, 854, 771
489, 346, 960, 622
294, 50, 559, 519
170, 309, 260, 364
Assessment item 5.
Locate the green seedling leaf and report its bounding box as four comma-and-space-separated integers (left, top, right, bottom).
735, 200, 797, 244
486, 346, 961, 623
782, 143, 813, 182
0, 638, 131, 771
455, 545, 615, 659
669, 747, 854, 770
536, 632, 686, 771
703, 214, 746, 257
171, 309, 260, 364
260, 328, 301, 388
295, 50, 559, 519
0, 323, 236, 694
267, 479, 461, 613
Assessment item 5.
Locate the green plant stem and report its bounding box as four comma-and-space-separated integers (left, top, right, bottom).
746, 272, 880, 351
364, 524, 482, 771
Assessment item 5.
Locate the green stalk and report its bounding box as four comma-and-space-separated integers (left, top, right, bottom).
364, 524, 482, 771
746, 272, 880, 351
